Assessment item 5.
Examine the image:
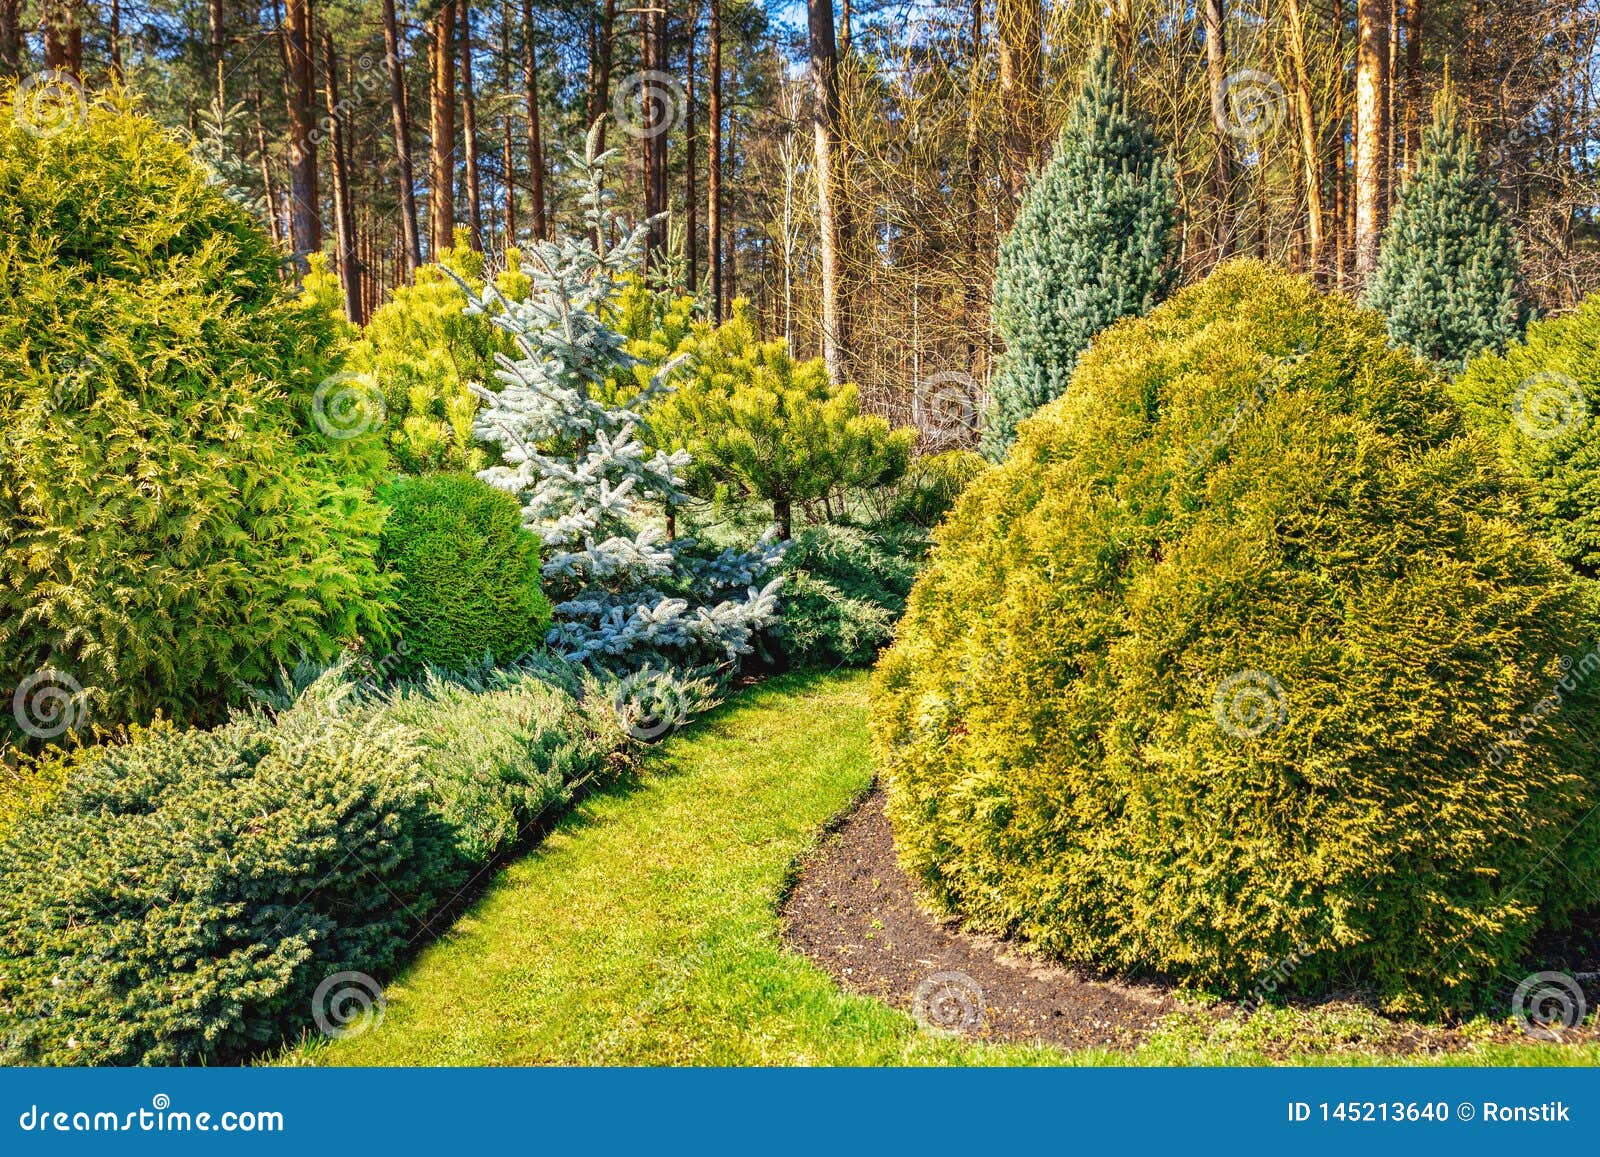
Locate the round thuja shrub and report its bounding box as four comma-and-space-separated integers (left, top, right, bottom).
377, 474, 552, 670
0, 87, 392, 738
1452, 294, 1600, 579
872, 260, 1600, 1013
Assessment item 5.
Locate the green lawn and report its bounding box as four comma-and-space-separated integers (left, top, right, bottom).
285, 669, 1600, 1067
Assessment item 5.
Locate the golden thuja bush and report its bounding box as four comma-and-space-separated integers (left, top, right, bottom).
872, 260, 1600, 1013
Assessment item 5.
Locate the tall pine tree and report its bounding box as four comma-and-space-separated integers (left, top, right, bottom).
1365, 83, 1525, 372
980, 44, 1177, 460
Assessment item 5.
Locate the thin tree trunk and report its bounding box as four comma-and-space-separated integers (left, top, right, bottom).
502, 112, 516, 245
428, 0, 458, 257
1354, 0, 1388, 283
0, 0, 20, 76
522, 0, 547, 240
282, 0, 320, 268
1285, 0, 1326, 283
709, 0, 724, 319
322, 31, 363, 323
996, 0, 1041, 205
1203, 0, 1235, 260
252, 85, 282, 246
588, 0, 616, 146
108, 0, 122, 79
686, 0, 699, 292
460, 0, 483, 251
382, 0, 422, 273
1403, 0, 1424, 168
808, 0, 847, 381
964, 0, 984, 370
209, 0, 226, 100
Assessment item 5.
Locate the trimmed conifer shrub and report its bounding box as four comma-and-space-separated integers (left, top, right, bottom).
873, 261, 1600, 1013
377, 474, 552, 671
0, 89, 392, 739
775, 523, 926, 667
980, 43, 1177, 460
1365, 84, 1525, 371
1453, 295, 1600, 579
0, 664, 623, 1065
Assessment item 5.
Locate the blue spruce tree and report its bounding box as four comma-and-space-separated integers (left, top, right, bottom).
1365, 82, 1525, 372
981, 43, 1177, 460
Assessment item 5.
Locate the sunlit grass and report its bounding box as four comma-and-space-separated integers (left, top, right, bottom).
283, 669, 1600, 1067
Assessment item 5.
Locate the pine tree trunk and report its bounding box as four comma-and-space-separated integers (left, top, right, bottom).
1354, 0, 1389, 284
502, 111, 516, 244
1286, 0, 1326, 283
963, 0, 983, 371
1403, 0, 1424, 168
252, 86, 283, 247
808, 0, 848, 382
382, 0, 422, 274
996, 0, 1040, 205
587, 0, 616, 147
522, 0, 547, 241
428, 1, 458, 258
774, 498, 793, 540
686, 0, 699, 292
322, 31, 363, 323
0, 0, 20, 77
1203, 0, 1235, 261
282, 0, 320, 269
108, 0, 122, 78
41, 0, 82, 73
209, 0, 225, 100
460, 0, 483, 252
709, 0, 724, 320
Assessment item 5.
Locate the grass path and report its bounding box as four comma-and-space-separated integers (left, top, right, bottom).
292, 669, 1600, 1067
297, 670, 1054, 1065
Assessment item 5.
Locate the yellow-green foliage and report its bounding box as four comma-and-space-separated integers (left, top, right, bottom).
346, 237, 531, 474
0, 88, 392, 736
641, 300, 916, 533
873, 260, 1600, 1014
1453, 295, 1600, 579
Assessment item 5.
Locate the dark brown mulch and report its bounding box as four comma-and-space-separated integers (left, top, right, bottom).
780, 787, 1193, 1050
782, 787, 1600, 1057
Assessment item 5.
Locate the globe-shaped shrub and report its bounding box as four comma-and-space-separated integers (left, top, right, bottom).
872, 261, 1600, 1013
0, 88, 391, 737
1453, 295, 1600, 579
377, 474, 551, 670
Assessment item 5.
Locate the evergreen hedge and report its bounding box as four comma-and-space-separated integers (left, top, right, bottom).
0, 665, 622, 1065
377, 474, 552, 671
1453, 295, 1600, 579
0, 89, 392, 739
873, 261, 1600, 1013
